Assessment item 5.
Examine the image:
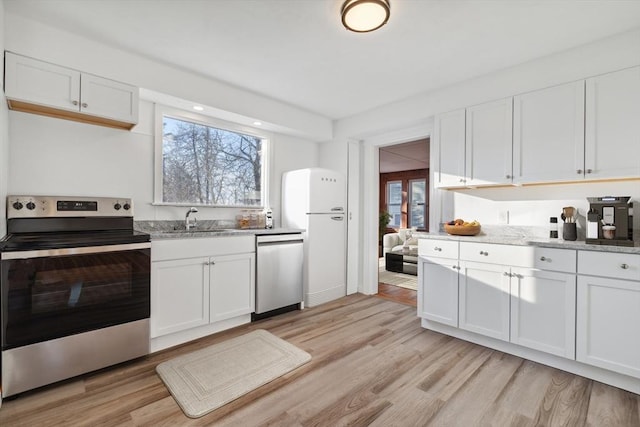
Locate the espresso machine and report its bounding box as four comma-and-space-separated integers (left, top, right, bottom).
586, 196, 634, 246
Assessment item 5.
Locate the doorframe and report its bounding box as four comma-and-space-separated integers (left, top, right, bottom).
360, 120, 434, 296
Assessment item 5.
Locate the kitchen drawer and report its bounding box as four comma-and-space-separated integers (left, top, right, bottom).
578, 251, 640, 282
418, 239, 458, 259
532, 247, 576, 273
152, 235, 254, 261
460, 242, 528, 265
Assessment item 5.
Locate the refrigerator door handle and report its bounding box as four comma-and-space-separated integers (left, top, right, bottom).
331, 216, 344, 221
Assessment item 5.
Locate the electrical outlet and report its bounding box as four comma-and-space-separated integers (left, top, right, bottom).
498, 210, 509, 224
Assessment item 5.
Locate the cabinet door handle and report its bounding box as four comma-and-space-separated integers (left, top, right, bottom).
539, 256, 550, 262
586, 169, 593, 174
452, 265, 460, 270
577, 169, 583, 174
479, 251, 488, 256
503, 272, 511, 277
81, 103, 88, 108
204, 261, 210, 265
72, 100, 79, 106
620, 263, 629, 269
434, 247, 442, 252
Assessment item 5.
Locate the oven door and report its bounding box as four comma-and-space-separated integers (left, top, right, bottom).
1, 242, 150, 350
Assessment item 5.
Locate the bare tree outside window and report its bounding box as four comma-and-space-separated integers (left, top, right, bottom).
162, 116, 264, 206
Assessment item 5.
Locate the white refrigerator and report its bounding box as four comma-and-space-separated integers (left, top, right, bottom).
282, 168, 346, 307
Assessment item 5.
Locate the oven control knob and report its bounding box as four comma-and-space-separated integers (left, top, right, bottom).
12, 201, 23, 210
114, 203, 122, 210
26, 202, 36, 210
123, 203, 131, 210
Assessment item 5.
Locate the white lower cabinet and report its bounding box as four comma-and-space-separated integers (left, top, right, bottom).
209, 253, 255, 323
150, 236, 255, 340
418, 257, 459, 327
151, 257, 210, 337
458, 260, 510, 341
576, 275, 640, 378
510, 268, 576, 358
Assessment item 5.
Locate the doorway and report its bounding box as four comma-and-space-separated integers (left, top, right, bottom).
376, 138, 429, 307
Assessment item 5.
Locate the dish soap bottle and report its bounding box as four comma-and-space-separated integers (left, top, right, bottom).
265, 207, 273, 229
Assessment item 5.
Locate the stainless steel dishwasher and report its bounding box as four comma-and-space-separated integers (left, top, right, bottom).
254, 233, 304, 319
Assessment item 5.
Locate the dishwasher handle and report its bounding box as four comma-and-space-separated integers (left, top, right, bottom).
256, 234, 303, 245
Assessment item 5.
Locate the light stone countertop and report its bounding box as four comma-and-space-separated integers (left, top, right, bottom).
415, 225, 640, 255
135, 220, 303, 240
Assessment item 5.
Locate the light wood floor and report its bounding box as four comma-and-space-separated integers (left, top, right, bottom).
376, 282, 417, 307
1, 294, 639, 426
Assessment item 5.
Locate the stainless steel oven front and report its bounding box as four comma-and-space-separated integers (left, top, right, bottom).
1, 242, 151, 397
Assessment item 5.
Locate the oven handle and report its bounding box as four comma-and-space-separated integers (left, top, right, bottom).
1, 242, 151, 260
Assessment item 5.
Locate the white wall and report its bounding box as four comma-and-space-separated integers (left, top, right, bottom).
0, 0, 8, 237
8, 101, 319, 224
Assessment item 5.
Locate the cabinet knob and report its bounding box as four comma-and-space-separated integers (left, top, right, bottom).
452, 265, 460, 270
503, 271, 511, 277
479, 251, 488, 256
81, 103, 88, 108
459, 178, 465, 183
577, 169, 583, 174
539, 256, 549, 262
586, 169, 593, 174
505, 175, 511, 179
434, 247, 442, 251
620, 263, 629, 269
72, 100, 79, 106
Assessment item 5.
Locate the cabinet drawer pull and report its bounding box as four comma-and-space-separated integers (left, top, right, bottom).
620, 263, 629, 269
434, 247, 442, 252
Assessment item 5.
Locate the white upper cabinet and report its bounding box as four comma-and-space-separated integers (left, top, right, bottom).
80, 73, 139, 125
433, 108, 466, 188
4, 52, 81, 113
465, 97, 513, 186
513, 81, 585, 184
4, 52, 138, 130
585, 66, 640, 179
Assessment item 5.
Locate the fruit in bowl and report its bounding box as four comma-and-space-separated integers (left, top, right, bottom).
446, 219, 480, 227
444, 219, 481, 235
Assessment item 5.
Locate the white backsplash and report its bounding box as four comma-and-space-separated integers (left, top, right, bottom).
446, 179, 640, 236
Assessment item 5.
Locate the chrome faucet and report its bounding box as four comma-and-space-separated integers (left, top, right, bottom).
185, 207, 198, 231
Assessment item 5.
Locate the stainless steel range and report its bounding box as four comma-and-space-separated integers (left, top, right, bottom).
0, 196, 151, 397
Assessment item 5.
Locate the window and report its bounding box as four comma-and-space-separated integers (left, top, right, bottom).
409, 179, 426, 229
156, 109, 268, 207
386, 181, 402, 228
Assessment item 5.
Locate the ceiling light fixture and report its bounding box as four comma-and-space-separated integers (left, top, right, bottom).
253, 121, 262, 126
341, 0, 390, 33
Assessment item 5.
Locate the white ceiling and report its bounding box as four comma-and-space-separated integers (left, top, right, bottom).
5, 0, 640, 120
379, 138, 429, 173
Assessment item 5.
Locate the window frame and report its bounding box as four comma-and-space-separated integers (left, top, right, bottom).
386, 180, 403, 228
408, 178, 427, 229
153, 105, 270, 208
